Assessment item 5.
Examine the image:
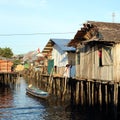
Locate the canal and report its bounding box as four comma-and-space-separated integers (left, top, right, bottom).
0, 77, 115, 120
0, 77, 81, 120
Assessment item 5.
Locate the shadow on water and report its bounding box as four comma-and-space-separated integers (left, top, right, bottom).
0, 77, 118, 120
0, 77, 82, 120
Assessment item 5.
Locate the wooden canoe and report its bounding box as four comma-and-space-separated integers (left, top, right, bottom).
26, 85, 49, 99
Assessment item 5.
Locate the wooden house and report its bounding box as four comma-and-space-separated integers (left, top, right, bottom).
23, 50, 44, 69
68, 21, 120, 82
0, 58, 13, 72
42, 39, 76, 77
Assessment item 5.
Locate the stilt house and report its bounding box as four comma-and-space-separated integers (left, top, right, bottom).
68, 21, 120, 82
42, 39, 76, 77
0, 57, 13, 72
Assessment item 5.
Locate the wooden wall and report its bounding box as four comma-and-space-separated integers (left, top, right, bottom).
76, 44, 114, 81
113, 44, 120, 82
0, 60, 13, 72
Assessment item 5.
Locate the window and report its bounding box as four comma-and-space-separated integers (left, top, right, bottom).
98, 49, 102, 67
98, 46, 113, 67
102, 46, 113, 65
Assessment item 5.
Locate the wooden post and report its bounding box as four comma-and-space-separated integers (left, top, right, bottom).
105, 84, 108, 112
61, 77, 65, 101
53, 78, 55, 95
86, 81, 89, 105
113, 82, 118, 120
48, 75, 53, 93
56, 78, 60, 97
94, 82, 97, 105
75, 81, 80, 104
88, 81, 91, 106
63, 77, 67, 94
55, 78, 58, 95
99, 82, 102, 111
81, 81, 84, 105
92, 81, 94, 106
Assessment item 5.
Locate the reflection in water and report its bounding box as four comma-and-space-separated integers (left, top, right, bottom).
0, 77, 111, 120
0, 77, 79, 120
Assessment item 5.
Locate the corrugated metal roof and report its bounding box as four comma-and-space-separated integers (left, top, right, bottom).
50, 39, 76, 51
42, 38, 76, 55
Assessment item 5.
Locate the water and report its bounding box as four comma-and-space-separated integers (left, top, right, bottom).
0, 77, 117, 120
0, 77, 81, 120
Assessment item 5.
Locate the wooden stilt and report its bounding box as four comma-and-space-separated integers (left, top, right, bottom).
113, 82, 118, 120
88, 81, 91, 106
105, 84, 108, 112
92, 81, 94, 106
81, 81, 84, 105
99, 82, 102, 111
76, 81, 79, 104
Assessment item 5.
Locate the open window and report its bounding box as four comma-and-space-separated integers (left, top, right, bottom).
102, 46, 113, 66
98, 49, 102, 67
98, 46, 113, 67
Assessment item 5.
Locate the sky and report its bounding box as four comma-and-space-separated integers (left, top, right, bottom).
0, 0, 120, 55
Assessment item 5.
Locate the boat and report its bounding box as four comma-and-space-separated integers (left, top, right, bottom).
26, 84, 49, 99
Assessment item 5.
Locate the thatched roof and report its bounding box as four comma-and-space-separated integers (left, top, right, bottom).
68, 21, 120, 47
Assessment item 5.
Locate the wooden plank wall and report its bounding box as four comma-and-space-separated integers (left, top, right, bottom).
77, 45, 113, 81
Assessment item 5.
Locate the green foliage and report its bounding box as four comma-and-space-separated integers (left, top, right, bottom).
0, 47, 13, 58
0, 48, 4, 56
13, 59, 21, 66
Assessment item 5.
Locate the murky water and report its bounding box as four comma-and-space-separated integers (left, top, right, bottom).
0, 77, 81, 120
0, 77, 117, 120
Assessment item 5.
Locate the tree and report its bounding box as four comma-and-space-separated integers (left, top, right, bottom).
0, 48, 4, 56
13, 59, 21, 66
0, 47, 13, 58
